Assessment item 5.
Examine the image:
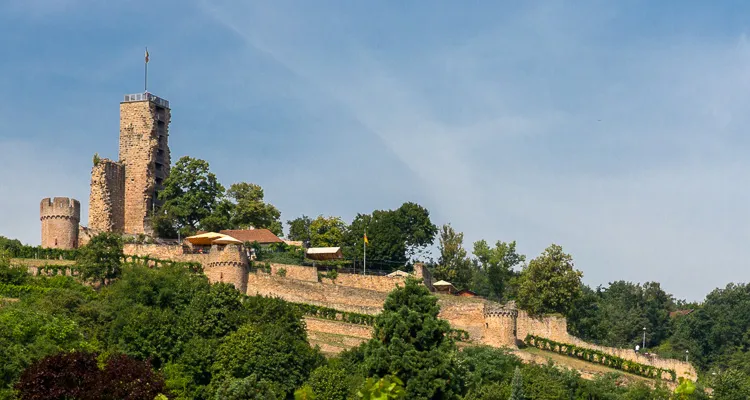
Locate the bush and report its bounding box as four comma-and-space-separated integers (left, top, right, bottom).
14, 351, 167, 400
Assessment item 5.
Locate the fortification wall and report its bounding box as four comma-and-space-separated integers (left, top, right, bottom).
321, 273, 406, 293
270, 264, 318, 282
516, 310, 569, 343
562, 335, 697, 380
436, 296, 487, 342
40, 197, 80, 249
119, 101, 159, 235
516, 310, 696, 379
88, 159, 125, 233
246, 272, 387, 315
304, 317, 373, 339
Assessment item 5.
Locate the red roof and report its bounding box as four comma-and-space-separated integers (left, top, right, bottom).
219, 229, 283, 244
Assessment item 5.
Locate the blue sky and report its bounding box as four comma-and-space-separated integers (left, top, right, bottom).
1, 0, 749, 301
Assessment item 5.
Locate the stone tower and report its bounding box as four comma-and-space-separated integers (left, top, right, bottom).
483, 304, 519, 348
40, 197, 81, 249
205, 243, 250, 293
119, 92, 171, 235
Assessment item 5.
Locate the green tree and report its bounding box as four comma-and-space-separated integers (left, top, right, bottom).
393, 202, 438, 260
434, 224, 472, 290
517, 244, 583, 316
306, 364, 354, 400
362, 278, 464, 399
472, 240, 525, 300
509, 367, 523, 400
309, 216, 347, 248
212, 323, 323, 396
669, 283, 750, 370
344, 203, 436, 271
211, 374, 285, 400
76, 232, 123, 285
287, 215, 312, 243
711, 370, 750, 400
155, 156, 225, 237
356, 375, 406, 400
227, 182, 283, 236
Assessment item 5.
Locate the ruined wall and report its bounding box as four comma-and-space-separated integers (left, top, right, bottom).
88, 159, 125, 233
119, 100, 169, 235
205, 244, 249, 293
40, 197, 80, 249
414, 262, 434, 291
270, 264, 318, 282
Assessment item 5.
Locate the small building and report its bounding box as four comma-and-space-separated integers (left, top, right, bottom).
386, 270, 411, 278
306, 247, 343, 261
218, 228, 283, 246
433, 280, 457, 294
456, 289, 478, 297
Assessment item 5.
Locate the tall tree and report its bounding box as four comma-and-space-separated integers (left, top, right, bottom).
516, 244, 583, 316
287, 215, 312, 243
155, 156, 225, 237
343, 203, 436, 271
227, 183, 283, 236
362, 278, 464, 399
472, 240, 525, 300
309, 215, 347, 248
509, 366, 524, 400
76, 232, 124, 285
393, 202, 438, 259
434, 224, 472, 290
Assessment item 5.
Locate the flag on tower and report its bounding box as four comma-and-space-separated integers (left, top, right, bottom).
145, 48, 150, 64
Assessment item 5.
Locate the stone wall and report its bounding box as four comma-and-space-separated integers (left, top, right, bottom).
414, 262, 434, 291
119, 100, 168, 235
304, 317, 373, 339
516, 310, 569, 343
270, 264, 318, 282
88, 159, 125, 233
122, 244, 209, 265
321, 273, 406, 293
246, 272, 387, 315
437, 296, 487, 342
40, 197, 80, 249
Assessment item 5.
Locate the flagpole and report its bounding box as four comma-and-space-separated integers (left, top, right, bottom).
144, 47, 148, 92
363, 230, 367, 276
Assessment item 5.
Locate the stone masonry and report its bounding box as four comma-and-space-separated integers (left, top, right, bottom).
88, 158, 125, 233
119, 97, 171, 235
40, 197, 80, 249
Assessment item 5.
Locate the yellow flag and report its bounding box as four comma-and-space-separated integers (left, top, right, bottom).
364, 233, 369, 245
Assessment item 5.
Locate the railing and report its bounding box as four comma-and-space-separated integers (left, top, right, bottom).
123, 92, 170, 108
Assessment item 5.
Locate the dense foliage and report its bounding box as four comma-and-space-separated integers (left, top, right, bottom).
153, 156, 283, 237
342, 202, 437, 271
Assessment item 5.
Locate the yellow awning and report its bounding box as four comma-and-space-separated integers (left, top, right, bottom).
185, 232, 223, 245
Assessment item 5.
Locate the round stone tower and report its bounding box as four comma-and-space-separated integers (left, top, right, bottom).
40, 197, 81, 249
483, 305, 519, 348
205, 243, 249, 293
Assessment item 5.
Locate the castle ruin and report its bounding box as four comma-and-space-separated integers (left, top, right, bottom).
40, 92, 171, 249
